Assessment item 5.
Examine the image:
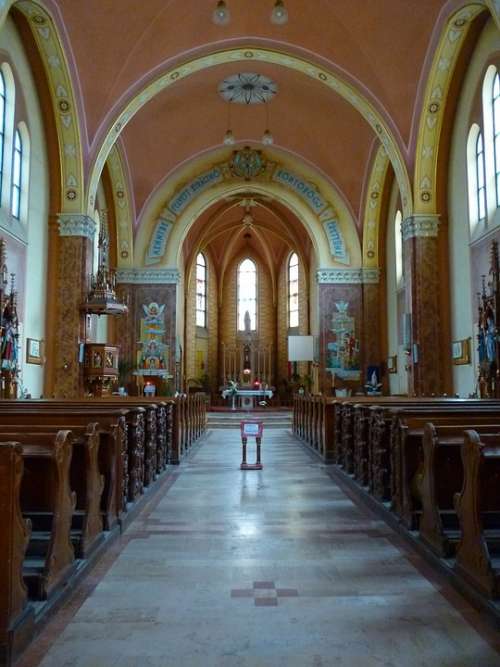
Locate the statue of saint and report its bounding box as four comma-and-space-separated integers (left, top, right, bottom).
244, 310, 251, 333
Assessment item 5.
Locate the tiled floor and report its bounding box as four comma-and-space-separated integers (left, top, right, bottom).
18, 428, 500, 666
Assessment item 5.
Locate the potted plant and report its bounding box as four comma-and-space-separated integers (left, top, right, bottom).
117, 358, 135, 395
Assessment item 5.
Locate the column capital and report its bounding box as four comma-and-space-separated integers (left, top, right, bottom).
401, 214, 440, 242
316, 268, 380, 284
58, 214, 96, 240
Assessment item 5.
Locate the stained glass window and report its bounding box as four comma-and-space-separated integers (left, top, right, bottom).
237, 258, 257, 331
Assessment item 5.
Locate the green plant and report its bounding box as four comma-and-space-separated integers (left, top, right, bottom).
158, 378, 174, 396
118, 358, 135, 386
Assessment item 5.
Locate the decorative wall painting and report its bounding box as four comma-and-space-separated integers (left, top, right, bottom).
326, 300, 360, 380
137, 302, 169, 371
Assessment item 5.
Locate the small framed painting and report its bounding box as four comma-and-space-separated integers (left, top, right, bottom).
387, 355, 397, 374
26, 338, 43, 365
452, 338, 471, 365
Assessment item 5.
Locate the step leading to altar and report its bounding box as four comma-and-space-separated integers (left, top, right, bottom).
207, 411, 292, 429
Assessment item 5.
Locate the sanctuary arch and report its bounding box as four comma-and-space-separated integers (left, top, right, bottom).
111, 148, 385, 400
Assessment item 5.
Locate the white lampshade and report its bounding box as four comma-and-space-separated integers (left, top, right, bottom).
262, 129, 274, 145
271, 0, 288, 25
223, 128, 235, 145
213, 1, 230, 25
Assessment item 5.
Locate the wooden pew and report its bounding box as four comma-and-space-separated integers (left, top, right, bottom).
40, 397, 170, 478
101, 399, 168, 480
12, 403, 145, 503
0, 423, 103, 559
0, 406, 128, 528
420, 422, 500, 557
390, 406, 500, 528
169, 393, 206, 464
0, 442, 31, 666
17, 430, 76, 600
454, 430, 500, 598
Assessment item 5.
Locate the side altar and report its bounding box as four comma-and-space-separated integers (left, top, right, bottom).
133, 301, 172, 395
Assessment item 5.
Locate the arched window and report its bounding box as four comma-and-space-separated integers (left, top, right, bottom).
237, 258, 257, 331
92, 209, 101, 275
467, 123, 487, 232
476, 131, 487, 222
492, 72, 500, 206
0, 71, 5, 198
11, 128, 21, 219
195, 252, 207, 328
288, 252, 299, 328
394, 209, 403, 286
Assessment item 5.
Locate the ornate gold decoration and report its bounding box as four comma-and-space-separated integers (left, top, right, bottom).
413, 4, 485, 215
362, 144, 390, 269
229, 146, 266, 180
106, 144, 134, 268
14, 1, 84, 213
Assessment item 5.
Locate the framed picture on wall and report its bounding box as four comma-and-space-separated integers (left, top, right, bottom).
387, 355, 397, 373
26, 338, 43, 365
451, 338, 471, 365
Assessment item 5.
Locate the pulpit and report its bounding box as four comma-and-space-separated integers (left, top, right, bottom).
83, 344, 119, 396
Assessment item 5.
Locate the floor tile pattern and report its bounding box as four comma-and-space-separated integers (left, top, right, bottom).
230, 581, 299, 605
17, 428, 500, 667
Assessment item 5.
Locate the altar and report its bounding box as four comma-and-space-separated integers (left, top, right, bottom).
222, 388, 273, 410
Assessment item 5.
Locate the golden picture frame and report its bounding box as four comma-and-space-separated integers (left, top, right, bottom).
26, 337, 43, 365
451, 338, 471, 365
387, 355, 397, 374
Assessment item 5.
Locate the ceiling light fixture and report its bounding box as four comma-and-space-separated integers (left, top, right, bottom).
212, 0, 230, 25
271, 0, 288, 25
212, 1, 289, 27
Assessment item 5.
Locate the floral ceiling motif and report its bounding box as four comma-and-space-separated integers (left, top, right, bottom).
218, 72, 278, 104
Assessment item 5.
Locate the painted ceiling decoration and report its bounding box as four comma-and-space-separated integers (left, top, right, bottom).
218, 72, 278, 104
86, 47, 413, 220
230, 147, 267, 179
145, 154, 349, 267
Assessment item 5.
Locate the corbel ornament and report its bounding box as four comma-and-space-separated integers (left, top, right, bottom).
401, 215, 440, 242
116, 268, 181, 284
58, 214, 96, 239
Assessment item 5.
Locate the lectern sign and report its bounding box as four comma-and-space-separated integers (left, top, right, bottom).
240, 420, 263, 470
241, 421, 262, 438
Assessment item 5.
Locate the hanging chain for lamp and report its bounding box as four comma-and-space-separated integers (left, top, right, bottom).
223, 101, 235, 145
212, 1, 288, 25
262, 101, 274, 145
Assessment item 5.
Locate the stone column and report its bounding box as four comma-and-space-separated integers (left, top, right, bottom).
53, 214, 95, 398
402, 214, 443, 396
360, 268, 384, 387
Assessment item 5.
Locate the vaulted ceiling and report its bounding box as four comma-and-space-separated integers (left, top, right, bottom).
47, 0, 456, 234
183, 195, 312, 284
